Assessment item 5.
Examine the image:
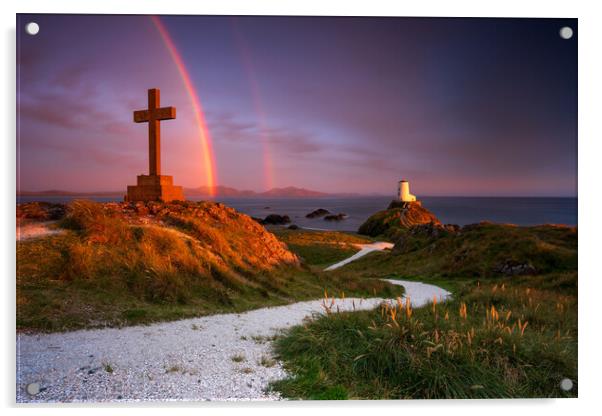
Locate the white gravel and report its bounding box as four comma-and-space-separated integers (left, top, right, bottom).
17, 221, 64, 241
16, 239, 451, 403
324, 242, 394, 271
16, 280, 450, 403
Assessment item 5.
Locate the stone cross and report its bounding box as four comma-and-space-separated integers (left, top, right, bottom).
133, 88, 176, 176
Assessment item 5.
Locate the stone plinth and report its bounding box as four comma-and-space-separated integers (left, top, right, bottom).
126, 175, 184, 202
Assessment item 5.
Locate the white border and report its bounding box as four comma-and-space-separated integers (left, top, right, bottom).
3, 1, 601, 415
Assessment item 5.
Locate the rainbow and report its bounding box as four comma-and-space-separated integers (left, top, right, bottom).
230, 18, 274, 190
150, 16, 218, 196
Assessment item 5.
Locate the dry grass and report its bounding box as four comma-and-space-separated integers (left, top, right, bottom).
231, 354, 246, 363
17, 200, 403, 331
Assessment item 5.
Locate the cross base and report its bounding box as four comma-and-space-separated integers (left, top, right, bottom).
125, 175, 185, 202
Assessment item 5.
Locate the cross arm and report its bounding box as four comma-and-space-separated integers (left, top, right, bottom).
154, 106, 176, 120
133, 107, 176, 123
133, 110, 150, 123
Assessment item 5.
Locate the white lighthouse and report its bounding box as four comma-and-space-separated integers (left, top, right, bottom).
398, 180, 417, 202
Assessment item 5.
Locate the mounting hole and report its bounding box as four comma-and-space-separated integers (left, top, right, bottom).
559, 26, 573, 40
26, 383, 40, 395
560, 378, 573, 391
25, 22, 40, 36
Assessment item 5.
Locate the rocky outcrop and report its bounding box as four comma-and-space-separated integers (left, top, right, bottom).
492, 260, 537, 276
305, 208, 331, 218
324, 213, 347, 221
358, 201, 441, 237
261, 214, 292, 225
17, 202, 66, 223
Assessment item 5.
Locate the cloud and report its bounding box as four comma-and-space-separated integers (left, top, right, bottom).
19, 135, 142, 169
19, 63, 136, 137
207, 111, 326, 155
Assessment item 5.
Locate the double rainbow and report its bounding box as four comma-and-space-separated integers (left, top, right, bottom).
150, 16, 218, 196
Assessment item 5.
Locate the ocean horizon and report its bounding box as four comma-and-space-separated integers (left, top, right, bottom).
17, 195, 577, 231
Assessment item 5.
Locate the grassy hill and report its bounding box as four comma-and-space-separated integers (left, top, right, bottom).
358, 201, 441, 239
342, 222, 576, 279
271, 221, 578, 399
16, 200, 401, 331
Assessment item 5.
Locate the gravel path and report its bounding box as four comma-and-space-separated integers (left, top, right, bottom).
324, 242, 394, 271
16, 239, 451, 403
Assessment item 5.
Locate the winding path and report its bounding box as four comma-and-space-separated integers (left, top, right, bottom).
16, 243, 450, 403
324, 241, 394, 271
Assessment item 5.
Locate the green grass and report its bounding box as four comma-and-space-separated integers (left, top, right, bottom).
17, 200, 403, 331
271, 274, 577, 399
285, 244, 357, 268
271, 229, 373, 267
270, 221, 578, 399
18, 200, 578, 400
334, 222, 576, 280
103, 363, 114, 374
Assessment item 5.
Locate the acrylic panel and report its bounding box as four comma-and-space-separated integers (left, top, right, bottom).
16, 14, 577, 402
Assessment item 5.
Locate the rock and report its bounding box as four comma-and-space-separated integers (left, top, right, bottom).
387, 200, 421, 210
444, 224, 461, 233
493, 260, 537, 276
261, 214, 291, 225
134, 202, 149, 216
359, 200, 441, 237
305, 208, 331, 218
324, 213, 347, 221
288, 224, 299, 230
17, 202, 66, 222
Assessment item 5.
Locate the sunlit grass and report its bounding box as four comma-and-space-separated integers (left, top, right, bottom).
17, 200, 403, 331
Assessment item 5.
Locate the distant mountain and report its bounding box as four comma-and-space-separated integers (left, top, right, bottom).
18, 190, 123, 196
185, 185, 257, 197
19, 186, 359, 198
260, 186, 329, 198
186, 185, 356, 198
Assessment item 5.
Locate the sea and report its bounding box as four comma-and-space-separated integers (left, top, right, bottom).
17, 195, 577, 232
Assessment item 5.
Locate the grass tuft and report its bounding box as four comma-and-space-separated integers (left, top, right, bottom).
272, 276, 577, 399
231, 354, 246, 363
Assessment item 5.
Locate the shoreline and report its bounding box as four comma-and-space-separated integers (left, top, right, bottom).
17, 199, 577, 231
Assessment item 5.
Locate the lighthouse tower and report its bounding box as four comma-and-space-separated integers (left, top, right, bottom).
398, 180, 417, 202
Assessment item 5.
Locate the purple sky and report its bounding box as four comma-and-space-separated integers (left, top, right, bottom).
17, 14, 577, 196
